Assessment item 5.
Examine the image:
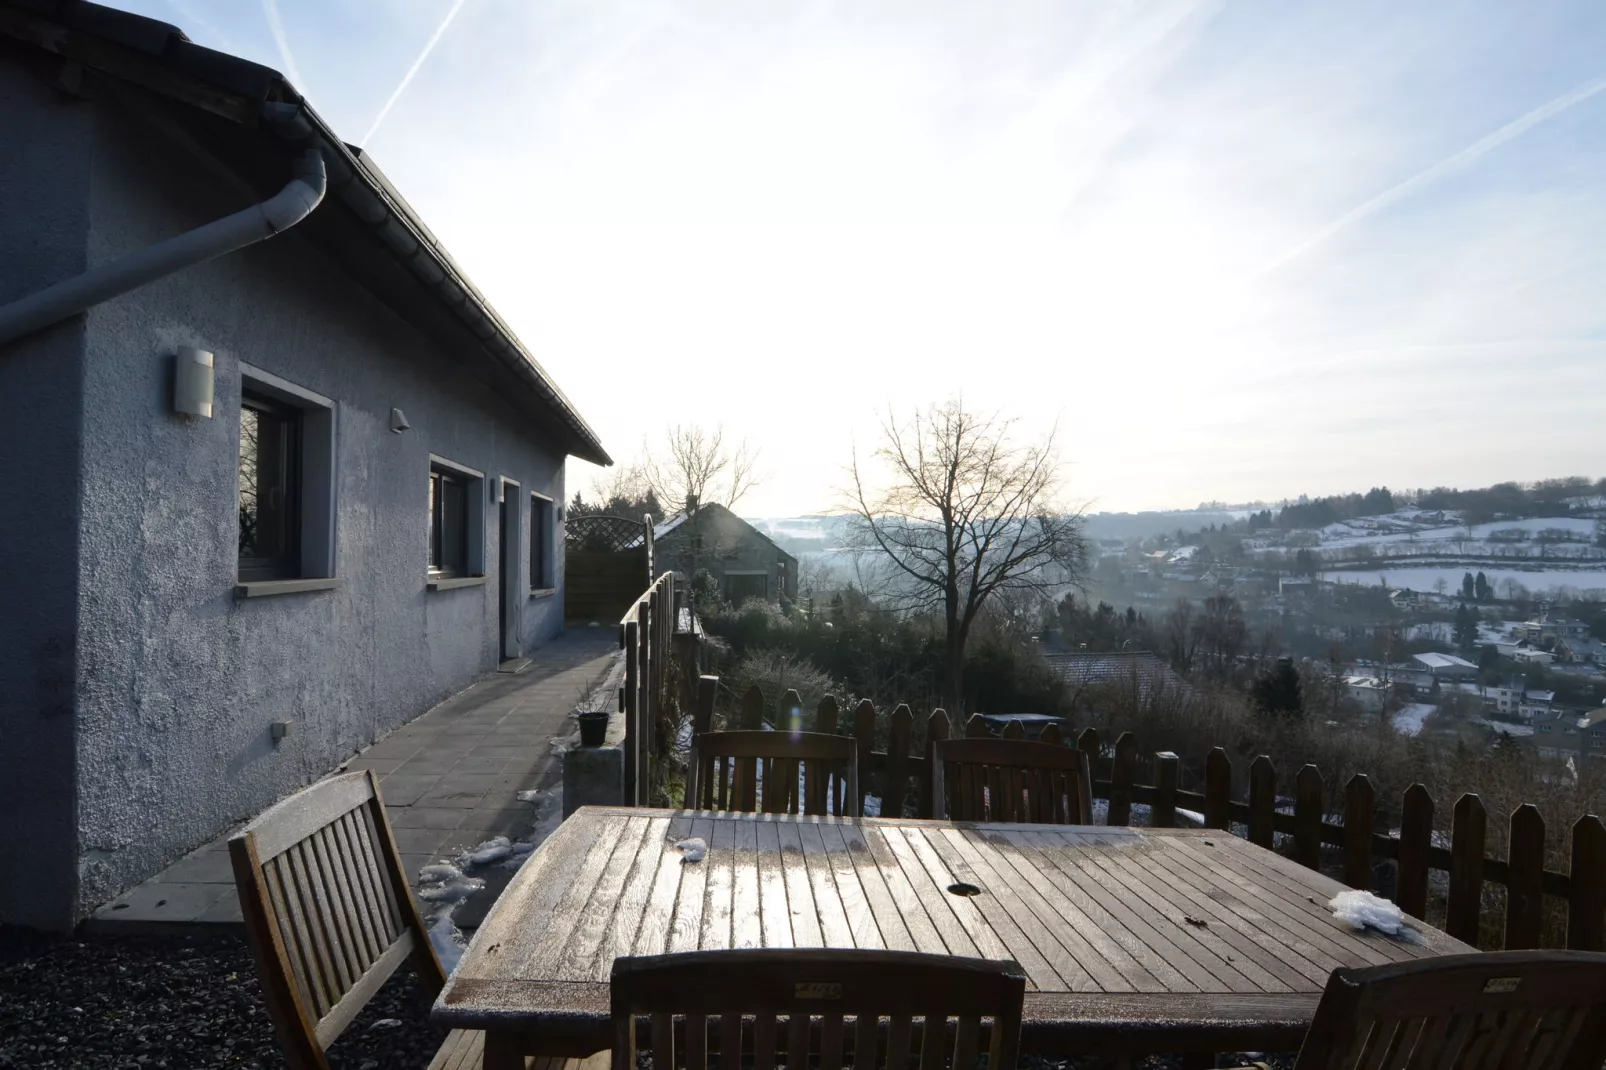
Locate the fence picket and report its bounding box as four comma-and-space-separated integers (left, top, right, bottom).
924, 710, 950, 819
1248, 756, 1275, 848
693, 676, 717, 738
1568, 815, 1606, 951
1204, 748, 1231, 831
1040, 723, 1063, 745
884, 705, 913, 820
621, 619, 639, 807
1505, 804, 1545, 950
1108, 733, 1137, 826
1447, 793, 1487, 946
1344, 774, 1374, 891
775, 689, 805, 812
1294, 765, 1323, 870
965, 714, 990, 739
740, 686, 765, 729
1076, 728, 1099, 786
1001, 719, 1026, 740
1398, 783, 1433, 920
853, 700, 876, 817
1153, 752, 1179, 829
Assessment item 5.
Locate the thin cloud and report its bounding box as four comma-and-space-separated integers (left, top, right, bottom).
361, 0, 470, 147
1255, 74, 1606, 278
261, 0, 304, 90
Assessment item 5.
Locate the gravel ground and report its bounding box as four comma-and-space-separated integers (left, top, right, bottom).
0, 928, 1296, 1070
0, 929, 446, 1069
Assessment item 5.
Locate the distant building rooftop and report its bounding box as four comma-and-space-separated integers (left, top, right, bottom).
1044, 651, 1187, 699
1413, 652, 1478, 671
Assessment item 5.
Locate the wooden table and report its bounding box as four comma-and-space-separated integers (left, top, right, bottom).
433, 807, 1472, 1065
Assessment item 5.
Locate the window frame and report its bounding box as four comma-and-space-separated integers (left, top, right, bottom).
426, 455, 486, 587
235, 365, 338, 592
530, 491, 555, 593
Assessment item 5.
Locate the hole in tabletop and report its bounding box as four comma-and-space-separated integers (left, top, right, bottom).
947, 882, 981, 897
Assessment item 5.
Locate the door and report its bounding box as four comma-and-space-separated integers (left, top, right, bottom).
499, 477, 521, 660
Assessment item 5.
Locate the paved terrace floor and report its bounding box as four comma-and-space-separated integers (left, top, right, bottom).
88, 628, 622, 934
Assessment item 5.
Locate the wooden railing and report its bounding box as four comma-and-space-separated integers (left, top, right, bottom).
619, 571, 677, 805
690, 679, 1606, 953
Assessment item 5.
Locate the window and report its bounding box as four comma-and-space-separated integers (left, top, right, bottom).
726, 571, 768, 603
530, 492, 555, 590
238, 393, 302, 580
429, 466, 470, 577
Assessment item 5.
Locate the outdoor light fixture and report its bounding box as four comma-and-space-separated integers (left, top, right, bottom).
172, 346, 214, 417
390, 407, 410, 433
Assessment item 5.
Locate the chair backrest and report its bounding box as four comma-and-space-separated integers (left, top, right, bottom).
610, 949, 1025, 1070
1292, 950, 1606, 1070
931, 737, 1093, 824
228, 770, 445, 1070
687, 730, 859, 817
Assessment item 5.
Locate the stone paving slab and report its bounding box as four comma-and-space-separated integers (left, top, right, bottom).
85, 629, 622, 935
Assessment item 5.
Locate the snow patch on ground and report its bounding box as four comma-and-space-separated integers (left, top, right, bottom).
1393, 703, 1437, 737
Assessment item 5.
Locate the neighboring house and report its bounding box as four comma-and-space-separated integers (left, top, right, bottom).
1278, 576, 1315, 597
1512, 648, 1556, 667
1343, 676, 1389, 713
1533, 708, 1606, 761
1517, 612, 1591, 648
653, 504, 799, 605
0, 4, 609, 929
1411, 652, 1478, 681
1045, 651, 1189, 703
1553, 636, 1606, 666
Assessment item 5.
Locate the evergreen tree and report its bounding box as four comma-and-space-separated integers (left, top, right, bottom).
1452, 603, 1477, 656
1294, 548, 1317, 576
1475, 571, 1492, 602
1251, 657, 1304, 718
1461, 572, 1476, 601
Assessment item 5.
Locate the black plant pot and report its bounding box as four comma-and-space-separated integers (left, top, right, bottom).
577, 711, 609, 747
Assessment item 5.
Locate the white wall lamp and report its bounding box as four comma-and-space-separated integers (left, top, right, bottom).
172, 346, 214, 417
390, 407, 410, 433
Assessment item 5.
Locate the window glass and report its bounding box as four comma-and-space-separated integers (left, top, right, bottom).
429, 467, 469, 576
239, 394, 300, 580
531, 495, 554, 588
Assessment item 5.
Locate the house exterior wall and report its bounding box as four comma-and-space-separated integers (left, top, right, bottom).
0, 61, 95, 930
3, 79, 571, 923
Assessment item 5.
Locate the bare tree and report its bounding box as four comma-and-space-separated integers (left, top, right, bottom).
845, 399, 1087, 710
641, 424, 759, 517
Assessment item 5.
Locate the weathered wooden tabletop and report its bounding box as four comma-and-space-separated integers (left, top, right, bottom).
434, 807, 1472, 1059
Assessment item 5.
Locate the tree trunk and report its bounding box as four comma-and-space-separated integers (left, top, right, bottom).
944, 620, 965, 713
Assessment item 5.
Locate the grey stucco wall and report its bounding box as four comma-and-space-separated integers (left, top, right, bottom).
0, 62, 92, 930
64, 90, 568, 917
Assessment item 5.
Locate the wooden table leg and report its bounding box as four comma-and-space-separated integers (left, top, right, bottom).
484, 1030, 529, 1070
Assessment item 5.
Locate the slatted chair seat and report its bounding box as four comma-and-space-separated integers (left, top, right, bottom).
1279, 950, 1606, 1070
610, 949, 1025, 1070
931, 737, 1094, 824
687, 730, 858, 816
230, 770, 609, 1070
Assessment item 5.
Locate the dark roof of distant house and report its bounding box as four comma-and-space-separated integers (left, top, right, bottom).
1043, 651, 1187, 695
1, 0, 610, 466
652, 504, 798, 563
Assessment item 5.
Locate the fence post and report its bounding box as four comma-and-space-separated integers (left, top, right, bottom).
1294, 765, 1323, 870
1248, 756, 1276, 848
1344, 774, 1374, 891
1153, 752, 1179, 828
1205, 748, 1231, 831
621, 618, 639, 807
1568, 814, 1606, 951
884, 705, 913, 820
638, 596, 652, 804
1505, 804, 1545, 950
1108, 733, 1137, 826
1447, 793, 1487, 946
853, 699, 876, 816
740, 685, 766, 729
1077, 728, 1100, 788
924, 710, 950, 819
1397, 783, 1433, 920
693, 675, 717, 738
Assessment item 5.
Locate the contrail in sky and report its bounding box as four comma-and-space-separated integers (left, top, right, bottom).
261, 0, 304, 89
361, 0, 470, 147
1256, 74, 1606, 277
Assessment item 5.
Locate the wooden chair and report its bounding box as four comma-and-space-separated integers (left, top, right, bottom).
230, 769, 598, 1070
931, 737, 1093, 824
610, 949, 1025, 1070
686, 730, 859, 816
1284, 950, 1606, 1070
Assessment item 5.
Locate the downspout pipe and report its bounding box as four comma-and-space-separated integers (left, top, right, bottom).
0, 148, 327, 347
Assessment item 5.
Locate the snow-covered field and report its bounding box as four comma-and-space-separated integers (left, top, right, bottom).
1323, 566, 1606, 596
1393, 703, 1436, 736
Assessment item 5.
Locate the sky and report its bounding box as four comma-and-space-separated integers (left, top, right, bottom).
117, 1, 1606, 515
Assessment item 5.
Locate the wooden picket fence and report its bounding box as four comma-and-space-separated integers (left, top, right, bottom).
686, 679, 1606, 953
619, 571, 678, 805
